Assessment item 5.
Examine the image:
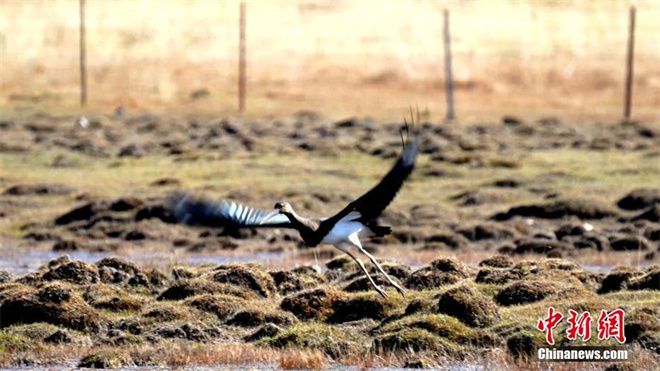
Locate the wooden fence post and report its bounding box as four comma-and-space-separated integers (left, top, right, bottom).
443, 9, 455, 122
79, 0, 87, 107
238, 2, 246, 113
624, 6, 636, 121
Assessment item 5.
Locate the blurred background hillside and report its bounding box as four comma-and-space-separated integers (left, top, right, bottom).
1, 0, 659, 121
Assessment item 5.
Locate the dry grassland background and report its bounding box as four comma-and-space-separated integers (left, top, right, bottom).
1, 0, 659, 121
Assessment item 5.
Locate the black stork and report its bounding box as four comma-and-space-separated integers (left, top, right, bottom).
171, 124, 421, 298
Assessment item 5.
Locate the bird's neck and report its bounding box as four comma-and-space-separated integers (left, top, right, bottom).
283, 209, 316, 233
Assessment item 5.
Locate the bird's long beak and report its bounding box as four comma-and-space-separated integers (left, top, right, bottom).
260, 210, 279, 225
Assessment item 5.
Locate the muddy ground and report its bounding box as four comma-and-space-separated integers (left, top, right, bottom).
0, 110, 659, 368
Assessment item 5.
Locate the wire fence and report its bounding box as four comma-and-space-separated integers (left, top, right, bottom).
1, 0, 659, 121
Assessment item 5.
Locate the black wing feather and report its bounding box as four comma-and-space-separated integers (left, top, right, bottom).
331, 130, 421, 225
169, 193, 293, 229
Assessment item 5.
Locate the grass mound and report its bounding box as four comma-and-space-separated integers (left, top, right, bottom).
495, 280, 558, 306
478, 255, 514, 268
185, 293, 245, 321
226, 309, 297, 327
158, 278, 252, 300
265, 323, 364, 359
269, 270, 323, 295
328, 293, 392, 323
42, 260, 100, 284
280, 287, 345, 321
0, 283, 104, 332
493, 199, 619, 220
212, 264, 276, 298
506, 331, 543, 359
79, 350, 130, 368
405, 258, 468, 290
437, 285, 500, 327
598, 266, 645, 294
374, 328, 461, 355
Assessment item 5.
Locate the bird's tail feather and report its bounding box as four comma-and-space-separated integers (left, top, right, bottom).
367, 225, 392, 237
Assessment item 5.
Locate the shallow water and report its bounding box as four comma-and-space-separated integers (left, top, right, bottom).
0, 249, 283, 275
0, 238, 644, 277
0, 247, 632, 277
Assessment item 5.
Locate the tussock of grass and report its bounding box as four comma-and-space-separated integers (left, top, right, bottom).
1, 253, 659, 368
264, 322, 365, 359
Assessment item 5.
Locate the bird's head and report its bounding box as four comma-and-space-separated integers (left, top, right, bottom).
260, 201, 294, 224
273, 201, 293, 214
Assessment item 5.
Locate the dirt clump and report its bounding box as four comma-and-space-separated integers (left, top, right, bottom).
44, 329, 73, 344
141, 303, 191, 323
280, 287, 345, 321
598, 266, 645, 294
458, 224, 516, 241
269, 270, 323, 295
328, 293, 391, 323
405, 258, 468, 290
405, 298, 435, 316
42, 260, 100, 284
609, 235, 651, 251
96, 257, 141, 276
507, 331, 543, 358
554, 223, 588, 240
475, 268, 514, 285
514, 238, 571, 255
92, 292, 146, 313
150, 177, 181, 187
244, 323, 283, 342
52, 240, 82, 252
493, 199, 619, 220
158, 278, 251, 300
425, 231, 469, 249
37, 282, 72, 304
478, 255, 514, 268
226, 309, 297, 327
0, 270, 11, 284
342, 275, 395, 293
636, 332, 660, 355
212, 264, 276, 298
325, 256, 355, 271
495, 281, 558, 306
99, 266, 130, 285
374, 328, 459, 354
0, 283, 103, 332
617, 188, 660, 210
624, 308, 660, 342
3, 183, 74, 196
135, 204, 177, 223
185, 293, 245, 321
54, 201, 109, 225
266, 322, 362, 359
79, 350, 130, 368
109, 197, 145, 212
437, 285, 500, 327
627, 265, 660, 291
631, 204, 660, 223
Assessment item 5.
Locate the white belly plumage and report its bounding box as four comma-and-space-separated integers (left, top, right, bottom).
321, 220, 364, 245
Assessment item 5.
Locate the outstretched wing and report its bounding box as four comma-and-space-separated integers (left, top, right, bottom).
328, 128, 421, 225
170, 193, 293, 229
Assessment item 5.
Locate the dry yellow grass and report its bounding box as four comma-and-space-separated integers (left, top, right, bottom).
1, 0, 659, 121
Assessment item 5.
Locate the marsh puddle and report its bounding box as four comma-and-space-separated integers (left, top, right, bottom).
0, 249, 284, 275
